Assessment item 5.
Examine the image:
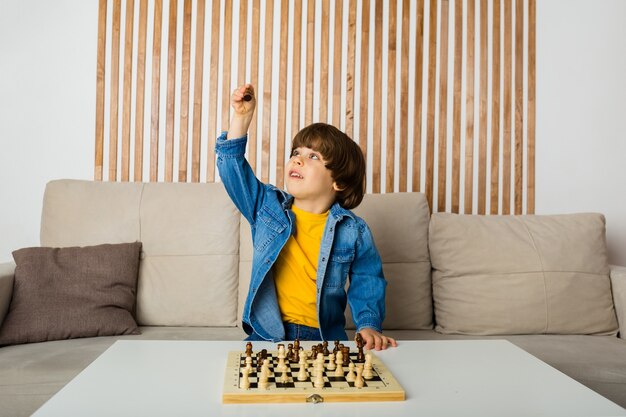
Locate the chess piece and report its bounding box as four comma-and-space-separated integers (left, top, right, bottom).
314, 362, 325, 388
355, 333, 366, 363
311, 345, 318, 359
280, 371, 289, 384
297, 365, 309, 381
327, 352, 336, 371
292, 339, 301, 362
322, 341, 330, 356
245, 355, 253, 372
287, 344, 293, 361
333, 340, 340, 355
363, 353, 374, 380
346, 362, 356, 382
258, 363, 270, 390
341, 347, 351, 367
245, 342, 253, 357
334, 350, 344, 377
240, 366, 251, 390
354, 364, 365, 388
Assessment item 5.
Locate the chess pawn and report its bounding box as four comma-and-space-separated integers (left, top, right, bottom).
354, 364, 365, 388
297, 363, 309, 381
240, 367, 251, 390
327, 352, 336, 370
333, 340, 340, 355
322, 341, 330, 356
363, 353, 374, 380
341, 347, 351, 367
346, 362, 356, 382
287, 344, 293, 361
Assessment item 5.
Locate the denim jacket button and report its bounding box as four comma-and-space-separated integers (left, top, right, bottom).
322, 257, 326, 262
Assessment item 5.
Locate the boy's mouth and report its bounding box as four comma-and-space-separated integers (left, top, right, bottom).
289, 170, 303, 179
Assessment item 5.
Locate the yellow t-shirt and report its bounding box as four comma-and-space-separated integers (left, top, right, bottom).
273, 204, 329, 328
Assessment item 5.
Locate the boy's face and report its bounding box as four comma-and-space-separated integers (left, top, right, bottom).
285, 146, 340, 207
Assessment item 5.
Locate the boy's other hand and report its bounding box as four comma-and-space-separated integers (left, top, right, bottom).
358, 328, 398, 351
231, 83, 256, 116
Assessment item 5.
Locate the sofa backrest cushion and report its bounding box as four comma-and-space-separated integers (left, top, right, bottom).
429, 212, 619, 336
238, 192, 433, 331
41, 180, 241, 327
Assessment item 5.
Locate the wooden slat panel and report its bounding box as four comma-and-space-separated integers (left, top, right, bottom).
237, 0, 248, 86
121, 0, 135, 182
332, 0, 343, 128
221, 0, 233, 134
386, 0, 397, 194
275, 0, 289, 189
358, 0, 370, 158
372, 0, 382, 193
451, 0, 463, 213
436, 0, 449, 212
502, 0, 512, 213
412, 0, 425, 193
206, 0, 221, 181
109, 0, 122, 181
261, 0, 274, 183
248, 0, 261, 174
527, 0, 536, 214
320, 0, 329, 123
304, 0, 315, 126
345, 0, 357, 138
514, 0, 523, 214
191, 0, 206, 183
464, 0, 475, 213
490, 0, 501, 214
290, 0, 303, 143
149, 0, 163, 182
477, 0, 488, 214
424, 0, 437, 211
95, 0, 107, 181
134, 0, 148, 182
178, 0, 192, 182
399, 0, 410, 192
164, 0, 178, 182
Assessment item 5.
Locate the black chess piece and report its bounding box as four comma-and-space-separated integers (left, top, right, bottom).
333, 340, 340, 355
322, 341, 330, 356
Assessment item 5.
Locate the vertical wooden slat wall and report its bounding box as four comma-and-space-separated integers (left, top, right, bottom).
95, 0, 536, 215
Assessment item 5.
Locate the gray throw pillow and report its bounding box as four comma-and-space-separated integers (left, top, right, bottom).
0, 242, 142, 346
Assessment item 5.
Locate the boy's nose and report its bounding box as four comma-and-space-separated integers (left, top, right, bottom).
294, 157, 304, 166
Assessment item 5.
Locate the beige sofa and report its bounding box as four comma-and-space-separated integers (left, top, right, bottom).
0, 179, 625, 416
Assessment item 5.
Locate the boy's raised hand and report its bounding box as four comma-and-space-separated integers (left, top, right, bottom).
227, 83, 256, 139
231, 83, 256, 116
358, 328, 398, 351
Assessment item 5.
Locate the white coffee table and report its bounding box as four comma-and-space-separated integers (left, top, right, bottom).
32, 339, 626, 417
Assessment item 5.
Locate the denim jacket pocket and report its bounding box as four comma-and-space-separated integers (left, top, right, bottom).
254, 207, 288, 252
323, 248, 355, 288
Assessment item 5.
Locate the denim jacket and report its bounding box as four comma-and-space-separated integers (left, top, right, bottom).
215, 132, 387, 342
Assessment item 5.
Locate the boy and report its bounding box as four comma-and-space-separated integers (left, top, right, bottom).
216, 84, 396, 351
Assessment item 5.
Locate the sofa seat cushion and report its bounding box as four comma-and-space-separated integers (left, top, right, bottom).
365, 330, 626, 408
0, 326, 247, 417
429, 213, 619, 336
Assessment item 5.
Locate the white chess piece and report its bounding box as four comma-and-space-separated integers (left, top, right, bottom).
354, 364, 365, 388
314, 363, 325, 388
346, 362, 356, 382
334, 351, 344, 376
363, 353, 374, 380
240, 367, 251, 390
280, 371, 289, 384
327, 352, 336, 370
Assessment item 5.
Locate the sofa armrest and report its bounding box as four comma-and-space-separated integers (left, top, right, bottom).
610, 265, 626, 340
0, 262, 15, 327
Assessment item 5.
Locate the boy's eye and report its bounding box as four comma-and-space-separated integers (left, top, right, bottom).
309, 154, 319, 160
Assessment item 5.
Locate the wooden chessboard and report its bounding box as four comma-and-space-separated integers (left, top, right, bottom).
222, 348, 405, 403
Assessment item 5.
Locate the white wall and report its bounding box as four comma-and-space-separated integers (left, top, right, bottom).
1, 0, 625, 266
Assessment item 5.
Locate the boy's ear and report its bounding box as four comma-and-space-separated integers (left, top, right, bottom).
332, 182, 344, 192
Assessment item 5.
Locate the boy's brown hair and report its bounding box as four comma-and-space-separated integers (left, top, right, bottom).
291, 123, 366, 210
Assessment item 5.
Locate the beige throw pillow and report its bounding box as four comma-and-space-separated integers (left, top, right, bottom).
429, 213, 618, 336
0, 242, 142, 346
